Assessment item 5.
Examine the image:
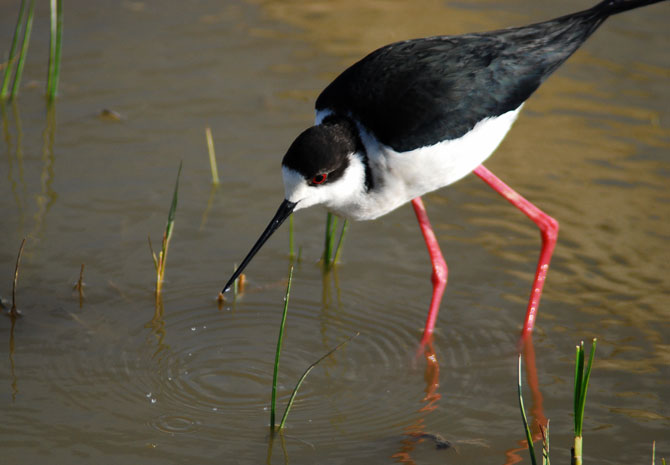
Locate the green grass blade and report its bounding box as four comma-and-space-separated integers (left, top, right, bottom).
577, 339, 596, 430
1, 0, 27, 99
271, 266, 293, 428
333, 219, 348, 265
9, 0, 35, 100
164, 161, 182, 243
574, 342, 585, 435
155, 162, 182, 294
323, 213, 337, 266
653, 441, 656, 465
47, 0, 56, 92
575, 339, 596, 437
518, 354, 538, 465
47, 0, 63, 100
288, 214, 294, 259
278, 332, 358, 430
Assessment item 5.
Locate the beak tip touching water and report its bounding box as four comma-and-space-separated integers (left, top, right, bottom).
220, 199, 297, 295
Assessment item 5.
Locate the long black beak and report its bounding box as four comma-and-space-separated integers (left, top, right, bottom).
221, 199, 297, 293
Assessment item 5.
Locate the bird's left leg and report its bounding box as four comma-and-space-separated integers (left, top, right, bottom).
472, 164, 559, 340
411, 197, 448, 345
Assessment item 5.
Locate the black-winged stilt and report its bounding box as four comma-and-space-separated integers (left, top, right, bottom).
222, 0, 667, 344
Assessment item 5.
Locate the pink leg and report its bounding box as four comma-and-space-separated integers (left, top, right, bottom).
411, 197, 448, 345
473, 165, 559, 339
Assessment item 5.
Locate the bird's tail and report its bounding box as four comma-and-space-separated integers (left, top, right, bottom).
592, 0, 667, 16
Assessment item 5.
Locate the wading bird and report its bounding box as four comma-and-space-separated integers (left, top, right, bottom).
222, 0, 667, 344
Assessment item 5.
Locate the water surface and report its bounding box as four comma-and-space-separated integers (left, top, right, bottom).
1, 0, 668, 464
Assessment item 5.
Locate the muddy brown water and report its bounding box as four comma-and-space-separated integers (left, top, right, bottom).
1, 0, 668, 464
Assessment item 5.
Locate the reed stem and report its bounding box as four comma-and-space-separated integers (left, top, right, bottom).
1, 0, 27, 99
278, 332, 358, 430
9, 0, 35, 100
10, 238, 27, 318
518, 354, 538, 465
46, 0, 63, 100
271, 266, 293, 429
205, 126, 219, 185
150, 162, 182, 296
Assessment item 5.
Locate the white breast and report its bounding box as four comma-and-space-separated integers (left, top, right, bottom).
315, 105, 522, 220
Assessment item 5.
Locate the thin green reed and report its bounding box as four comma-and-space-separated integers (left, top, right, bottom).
572, 339, 596, 465
518, 354, 538, 465
1, 0, 28, 99
46, 0, 63, 100
323, 213, 348, 268
270, 266, 293, 429
149, 162, 182, 297
278, 333, 357, 430
10, 0, 35, 100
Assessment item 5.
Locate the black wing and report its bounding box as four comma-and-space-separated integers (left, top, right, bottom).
316, 6, 607, 151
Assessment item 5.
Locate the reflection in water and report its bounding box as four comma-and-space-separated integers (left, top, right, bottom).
9, 316, 19, 402
2, 101, 27, 228
74, 263, 85, 308
200, 184, 219, 230
145, 295, 169, 360
1, 100, 59, 238
265, 430, 289, 465
32, 103, 58, 238
503, 337, 547, 465
392, 341, 442, 464
319, 265, 344, 353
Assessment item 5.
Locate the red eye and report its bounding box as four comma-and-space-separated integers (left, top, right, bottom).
312, 173, 327, 185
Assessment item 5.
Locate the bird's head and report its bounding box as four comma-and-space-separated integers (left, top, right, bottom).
221, 115, 365, 294
281, 116, 365, 212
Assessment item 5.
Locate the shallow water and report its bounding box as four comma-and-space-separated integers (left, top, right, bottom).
1, 0, 668, 464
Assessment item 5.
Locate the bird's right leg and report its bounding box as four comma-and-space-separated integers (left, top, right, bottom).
472, 164, 559, 340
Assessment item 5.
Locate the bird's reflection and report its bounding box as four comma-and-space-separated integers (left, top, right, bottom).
504, 335, 547, 465
391, 340, 443, 464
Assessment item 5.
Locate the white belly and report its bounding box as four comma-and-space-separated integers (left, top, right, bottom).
350, 105, 523, 220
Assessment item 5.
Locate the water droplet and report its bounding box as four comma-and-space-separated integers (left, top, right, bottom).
151, 398, 157, 404
146, 392, 152, 398
191, 327, 196, 331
